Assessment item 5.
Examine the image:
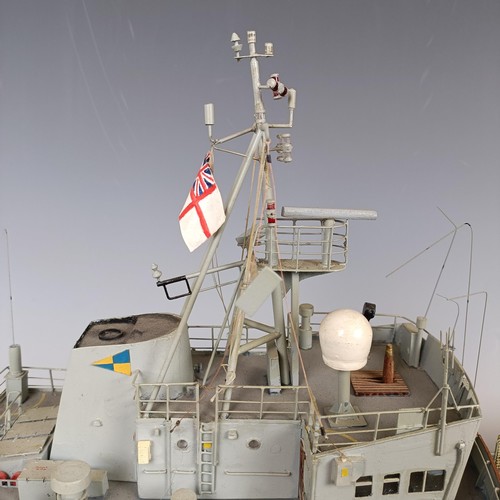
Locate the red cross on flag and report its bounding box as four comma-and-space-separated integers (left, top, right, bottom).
178, 151, 226, 252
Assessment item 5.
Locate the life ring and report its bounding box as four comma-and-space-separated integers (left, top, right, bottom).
0, 471, 9, 486
10, 471, 21, 487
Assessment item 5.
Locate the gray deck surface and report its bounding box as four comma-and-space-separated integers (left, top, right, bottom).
189, 338, 444, 429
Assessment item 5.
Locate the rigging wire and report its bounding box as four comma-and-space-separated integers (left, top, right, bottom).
223, 142, 269, 389
385, 209, 475, 368
5, 229, 16, 345
461, 223, 474, 366
445, 291, 488, 388
205, 147, 228, 312
266, 155, 320, 414
240, 156, 259, 262
202, 147, 265, 391
199, 145, 275, 417
424, 223, 459, 319
209, 253, 227, 312
200, 141, 325, 439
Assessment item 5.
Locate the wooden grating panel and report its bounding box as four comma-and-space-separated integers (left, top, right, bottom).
0, 435, 50, 457
17, 405, 58, 423
351, 370, 410, 396
3, 420, 55, 440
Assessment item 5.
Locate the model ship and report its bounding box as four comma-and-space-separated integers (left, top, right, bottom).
1, 30, 498, 500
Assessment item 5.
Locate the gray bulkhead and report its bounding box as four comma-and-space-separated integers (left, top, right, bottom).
137, 418, 301, 499
50, 314, 193, 481
303, 418, 481, 499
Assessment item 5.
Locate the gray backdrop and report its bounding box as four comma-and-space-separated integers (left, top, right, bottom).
1, 0, 499, 449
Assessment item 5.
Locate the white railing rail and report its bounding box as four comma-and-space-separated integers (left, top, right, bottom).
215, 384, 311, 421
472, 436, 500, 499
135, 382, 200, 420
134, 380, 480, 454
188, 324, 266, 353
0, 365, 66, 396
0, 365, 65, 437
252, 217, 348, 271
22, 366, 66, 391
310, 403, 481, 453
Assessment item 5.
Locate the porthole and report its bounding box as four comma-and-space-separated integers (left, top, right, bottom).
176, 439, 188, 450
247, 439, 261, 450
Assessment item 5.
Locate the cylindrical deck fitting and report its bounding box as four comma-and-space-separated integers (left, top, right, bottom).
299, 303, 314, 350
413, 316, 427, 367
51, 460, 91, 500
9, 344, 22, 376
382, 344, 395, 384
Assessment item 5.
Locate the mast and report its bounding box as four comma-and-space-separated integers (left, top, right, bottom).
223, 31, 290, 404
150, 31, 295, 403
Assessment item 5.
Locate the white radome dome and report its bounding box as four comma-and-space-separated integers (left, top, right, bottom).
319, 309, 373, 371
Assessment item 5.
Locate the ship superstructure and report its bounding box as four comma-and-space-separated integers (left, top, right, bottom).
0, 30, 490, 500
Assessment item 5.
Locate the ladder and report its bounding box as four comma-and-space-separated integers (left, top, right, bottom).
199, 422, 216, 494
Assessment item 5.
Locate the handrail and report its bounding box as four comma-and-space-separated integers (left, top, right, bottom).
471, 435, 500, 499
215, 384, 311, 421
0, 365, 65, 437
23, 366, 66, 391
307, 312, 420, 333
214, 384, 480, 452
133, 380, 480, 456
251, 217, 348, 271
0, 392, 21, 436
135, 382, 200, 420
188, 324, 266, 352
308, 403, 480, 453
188, 312, 418, 352
0, 365, 66, 394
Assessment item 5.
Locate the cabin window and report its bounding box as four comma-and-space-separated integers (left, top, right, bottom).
355, 475, 373, 497
382, 473, 400, 494
408, 471, 424, 493
425, 470, 446, 491
408, 470, 446, 493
